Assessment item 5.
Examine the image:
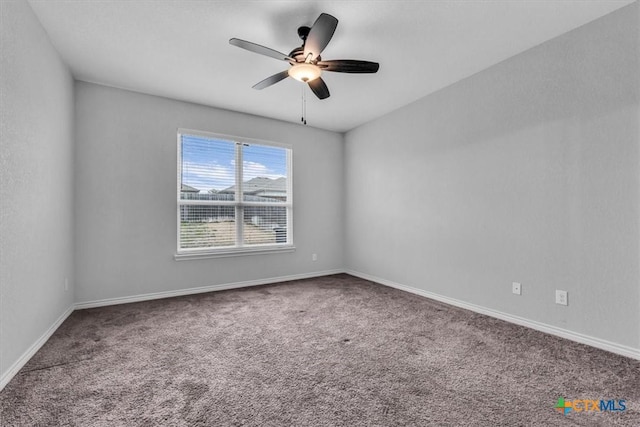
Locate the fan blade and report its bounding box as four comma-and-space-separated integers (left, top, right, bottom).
308, 77, 330, 99
229, 38, 292, 61
303, 13, 338, 61
317, 60, 379, 73
252, 70, 290, 90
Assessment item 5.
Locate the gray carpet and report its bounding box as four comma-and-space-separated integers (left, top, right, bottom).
1, 274, 639, 426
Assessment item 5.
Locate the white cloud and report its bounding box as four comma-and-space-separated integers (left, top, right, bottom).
183, 160, 285, 192
242, 161, 285, 181
182, 161, 234, 191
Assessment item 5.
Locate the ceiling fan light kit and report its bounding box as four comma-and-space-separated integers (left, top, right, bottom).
229, 13, 379, 101
288, 63, 322, 83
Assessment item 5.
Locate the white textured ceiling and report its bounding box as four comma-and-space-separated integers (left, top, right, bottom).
28, 0, 635, 132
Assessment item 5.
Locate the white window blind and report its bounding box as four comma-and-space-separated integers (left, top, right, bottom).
177, 130, 292, 255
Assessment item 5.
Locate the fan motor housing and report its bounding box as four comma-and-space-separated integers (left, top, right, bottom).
288, 46, 320, 64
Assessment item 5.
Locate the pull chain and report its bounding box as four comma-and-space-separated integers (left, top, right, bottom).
301, 84, 307, 125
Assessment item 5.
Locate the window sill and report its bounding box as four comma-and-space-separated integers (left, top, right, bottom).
174, 245, 296, 261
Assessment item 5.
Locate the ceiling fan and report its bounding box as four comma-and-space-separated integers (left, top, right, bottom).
229, 13, 379, 100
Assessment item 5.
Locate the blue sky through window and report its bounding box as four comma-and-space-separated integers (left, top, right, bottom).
181, 134, 287, 192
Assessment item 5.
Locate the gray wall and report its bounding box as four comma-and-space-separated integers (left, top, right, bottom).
345, 3, 639, 349
0, 0, 75, 380
74, 82, 344, 303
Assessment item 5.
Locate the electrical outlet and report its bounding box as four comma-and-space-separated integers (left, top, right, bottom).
555, 290, 568, 306
312, 253, 318, 261
512, 282, 521, 295
64, 277, 69, 292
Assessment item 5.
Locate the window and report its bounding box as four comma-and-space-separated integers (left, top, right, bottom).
176, 130, 292, 258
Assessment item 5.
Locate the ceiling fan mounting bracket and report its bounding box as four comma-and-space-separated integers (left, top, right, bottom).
297, 26, 311, 41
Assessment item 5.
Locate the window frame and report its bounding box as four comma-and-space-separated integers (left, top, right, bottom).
175, 128, 294, 260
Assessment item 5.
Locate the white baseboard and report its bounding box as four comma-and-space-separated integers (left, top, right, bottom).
0, 305, 75, 391
345, 269, 640, 361
75, 269, 345, 309
4, 269, 636, 394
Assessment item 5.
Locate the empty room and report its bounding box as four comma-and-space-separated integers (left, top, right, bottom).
1, 0, 639, 425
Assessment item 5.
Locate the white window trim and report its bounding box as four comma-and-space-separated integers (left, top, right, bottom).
175, 128, 294, 259
174, 245, 296, 261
